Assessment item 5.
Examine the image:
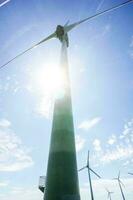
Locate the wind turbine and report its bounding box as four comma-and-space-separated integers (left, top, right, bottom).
105, 188, 113, 200
79, 151, 101, 200
113, 171, 126, 200
0, 1, 133, 200
0, 0, 133, 69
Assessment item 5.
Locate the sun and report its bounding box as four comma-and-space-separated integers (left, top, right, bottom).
33, 64, 66, 97
26, 55, 69, 117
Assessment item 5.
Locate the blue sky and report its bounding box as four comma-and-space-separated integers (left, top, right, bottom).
0, 0, 133, 199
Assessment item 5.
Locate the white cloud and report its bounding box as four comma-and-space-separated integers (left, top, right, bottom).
76, 135, 85, 152
100, 144, 133, 163
78, 117, 102, 131
0, 119, 33, 171
123, 160, 130, 166
92, 119, 133, 166
0, 0, 10, 8
0, 186, 42, 200
0, 75, 23, 96
0, 119, 11, 128
0, 181, 9, 187
1, 179, 133, 200
108, 134, 117, 145
93, 139, 101, 152
81, 178, 133, 200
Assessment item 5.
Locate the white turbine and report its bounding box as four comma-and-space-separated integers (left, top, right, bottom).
105, 188, 114, 200
113, 171, 126, 200
0, 0, 133, 70
79, 151, 101, 200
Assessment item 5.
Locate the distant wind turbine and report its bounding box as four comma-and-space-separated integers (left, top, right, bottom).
113, 171, 126, 200
79, 151, 101, 200
105, 188, 113, 200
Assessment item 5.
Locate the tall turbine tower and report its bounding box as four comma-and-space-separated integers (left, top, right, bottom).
43, 32, 80, 200
0, 1, 133, 200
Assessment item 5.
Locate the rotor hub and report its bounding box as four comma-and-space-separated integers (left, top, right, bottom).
56, 25, 65, 38
56, 25, 69, 47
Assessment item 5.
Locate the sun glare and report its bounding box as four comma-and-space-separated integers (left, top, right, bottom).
29, 62, 66, 98
27, 59, 68, 117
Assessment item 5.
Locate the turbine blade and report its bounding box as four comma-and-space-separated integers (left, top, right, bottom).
105, 187, 109, 193
65, 0, 133, 32
118, 171, 120, 179
119, 179, 125, 188
64, 20, 70, 27
0, 32, 56, 70
78, 166, 87, 172
113, 177, 116, 179
87, 151, 90, 166
89, 167, 101, 178
128, 172, 133, 175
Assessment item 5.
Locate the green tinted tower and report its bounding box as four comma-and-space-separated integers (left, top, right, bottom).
44, 31, 80, 200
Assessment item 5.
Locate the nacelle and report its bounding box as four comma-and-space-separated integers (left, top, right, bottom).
56, 25, 69, 47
